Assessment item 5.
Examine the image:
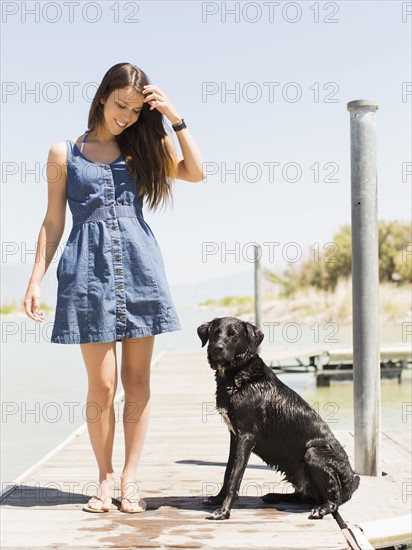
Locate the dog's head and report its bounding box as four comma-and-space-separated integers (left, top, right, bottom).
197, 317, 264, 368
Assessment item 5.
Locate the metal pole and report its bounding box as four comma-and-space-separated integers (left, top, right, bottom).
347, 99, 381, 476
254, 245, 262, 351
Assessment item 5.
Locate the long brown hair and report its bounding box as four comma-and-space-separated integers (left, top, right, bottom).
87, 63, 178, 211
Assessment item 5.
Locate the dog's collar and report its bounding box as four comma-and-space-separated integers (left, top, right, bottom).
231, 349, 253, 366
210, 350, 253, 371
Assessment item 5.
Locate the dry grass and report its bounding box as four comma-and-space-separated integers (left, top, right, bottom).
211, 280, 411, 326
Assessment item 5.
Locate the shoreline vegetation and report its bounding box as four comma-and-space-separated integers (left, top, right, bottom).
1, 303, 54, 316
3, 222, 410, 323
2, 280, 410, 325
200, 279, 411, 325
200, 221, 411, 325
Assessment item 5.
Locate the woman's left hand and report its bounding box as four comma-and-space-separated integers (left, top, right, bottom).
142, 85, 182, 125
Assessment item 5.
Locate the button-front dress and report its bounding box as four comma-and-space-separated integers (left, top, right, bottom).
50, 133, 181, 344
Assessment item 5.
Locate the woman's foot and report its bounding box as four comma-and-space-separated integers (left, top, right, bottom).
119, 496, 146, 513
119, 477, 146, 513
83, 474, 117, 512
83, 495, 113, 513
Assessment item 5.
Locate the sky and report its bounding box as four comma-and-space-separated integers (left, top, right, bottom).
1, 0, 411, 289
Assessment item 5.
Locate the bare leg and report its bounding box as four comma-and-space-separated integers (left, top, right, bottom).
80, 341, 118, 510
119, 335, 154, 512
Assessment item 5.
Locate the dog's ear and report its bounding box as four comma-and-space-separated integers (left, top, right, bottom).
243, 322, 264, 352
197, 321, 211, 348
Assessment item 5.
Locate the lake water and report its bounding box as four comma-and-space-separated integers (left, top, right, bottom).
1, 306, 410, 485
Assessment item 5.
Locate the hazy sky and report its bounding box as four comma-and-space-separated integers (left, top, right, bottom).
2, 0, 411, 286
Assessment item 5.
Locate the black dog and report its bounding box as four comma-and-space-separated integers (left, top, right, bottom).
198, 317, 360, 521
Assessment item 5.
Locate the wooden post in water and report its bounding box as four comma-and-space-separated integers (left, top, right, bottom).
347, 99, 381, 476
254, 244, 262, 352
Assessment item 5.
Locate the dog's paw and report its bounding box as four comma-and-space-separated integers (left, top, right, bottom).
203, 496, 224, 506
309, 506, 326, 520
205, 508, 230, 520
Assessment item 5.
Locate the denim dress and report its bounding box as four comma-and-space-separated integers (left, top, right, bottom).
50, 138, 181, 344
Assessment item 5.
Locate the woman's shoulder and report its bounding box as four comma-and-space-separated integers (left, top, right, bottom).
47, 140, 69, 164
48, 134, 85, 159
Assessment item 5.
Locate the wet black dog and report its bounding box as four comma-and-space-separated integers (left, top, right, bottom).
198, 317, 360, 521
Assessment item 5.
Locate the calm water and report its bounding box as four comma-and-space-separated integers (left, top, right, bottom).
1, 306, 410, 484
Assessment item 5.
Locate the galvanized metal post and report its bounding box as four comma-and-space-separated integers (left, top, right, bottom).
347, 99, 381, 476
254, 244, 262, 351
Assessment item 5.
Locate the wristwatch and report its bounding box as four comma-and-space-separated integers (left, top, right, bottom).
172, 118, 187, 132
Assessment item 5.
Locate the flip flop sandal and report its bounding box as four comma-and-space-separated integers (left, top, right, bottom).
119, 496, 147, 514
83, 495, 113, 513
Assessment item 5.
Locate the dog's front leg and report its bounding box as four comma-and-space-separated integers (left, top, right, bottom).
206, 434, 255, 520
203, 431, 237, 506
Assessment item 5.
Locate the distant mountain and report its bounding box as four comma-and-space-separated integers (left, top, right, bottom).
170, 270, 254, 306
1, 261, 254, 309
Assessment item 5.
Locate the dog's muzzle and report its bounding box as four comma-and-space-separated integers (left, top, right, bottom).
209, 345, 233, 362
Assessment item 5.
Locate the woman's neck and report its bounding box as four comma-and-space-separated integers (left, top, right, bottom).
87, 127, 117, 144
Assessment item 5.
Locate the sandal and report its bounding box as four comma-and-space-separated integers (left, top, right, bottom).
118, 496, 147, 514
83, 495, 113, 513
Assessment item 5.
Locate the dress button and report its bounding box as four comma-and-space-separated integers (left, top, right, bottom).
108, 194, 114, 200
113, 239, 119, 244
109, 208, 114, 215
119, 314, 125, 320
118, 300, 125, 305
117, 284, 124, 290
115, 269, 122, 275
112, 225, 117, 230
115, 255, 121, 261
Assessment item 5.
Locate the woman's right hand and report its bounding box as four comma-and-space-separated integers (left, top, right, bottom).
23, 282, 46, 322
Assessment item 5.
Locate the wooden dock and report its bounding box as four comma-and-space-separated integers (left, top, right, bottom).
1, 351, 411, 549
262, 345, 412, 386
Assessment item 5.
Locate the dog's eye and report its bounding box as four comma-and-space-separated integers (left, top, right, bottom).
227, 329, 235, 337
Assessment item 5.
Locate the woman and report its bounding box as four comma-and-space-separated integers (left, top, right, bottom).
23, 63, 204, 513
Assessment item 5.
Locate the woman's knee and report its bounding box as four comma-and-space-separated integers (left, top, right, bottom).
87, 379, 117, 404
121, 374, 150, 396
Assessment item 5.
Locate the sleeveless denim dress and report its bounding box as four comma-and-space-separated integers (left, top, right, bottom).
50, 134, 181, 344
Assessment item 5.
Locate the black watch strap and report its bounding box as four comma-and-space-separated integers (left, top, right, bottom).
172, 118, 187, 132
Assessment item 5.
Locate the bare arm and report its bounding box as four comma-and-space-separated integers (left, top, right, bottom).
167, 125, 206, 183
141, 85, 205, 183
23, 141, 68, 322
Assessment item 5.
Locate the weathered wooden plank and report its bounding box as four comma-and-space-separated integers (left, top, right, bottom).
1, 503, 348, 548
335, 426, 412, 532
384, 429, 412, 454
2, 350, 410, 549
